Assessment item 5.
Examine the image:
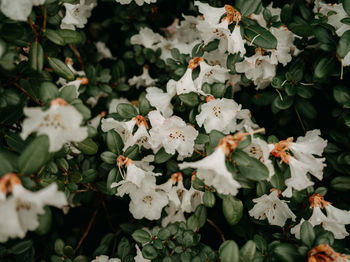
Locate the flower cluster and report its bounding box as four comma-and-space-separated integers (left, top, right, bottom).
1, 0, 350, 261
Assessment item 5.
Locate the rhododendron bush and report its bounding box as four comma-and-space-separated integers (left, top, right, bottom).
1, 0, 350, 261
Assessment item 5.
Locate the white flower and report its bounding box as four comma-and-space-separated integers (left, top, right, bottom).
61, 0, 97, 30
161, 202, 186, 227
145, 80, 177, 118
174, 15, 202, 44
148, 110, 198, 157
203, 49, 228, 67
116, 0, 156, 6
134, 245, 151, 262
128, 66, 157, 89
95, 42, 115, 61
179, 147, 241, 196
91, 255, 121, 262
87, 112, 106, 129
176, 68, 201, 95
133, 155, 155, 172
0, 0, 45, 21
130, 28, 164, 49
227, 26, 246, 56
101, 118, 135, 142
248, 190, 296, 227
196, 98, 253, 134
291, 193, 350, 240
309, 207, 349, 239
194, 1, 226, 26
20, 99, 88, 152
0, 175, 67, 243
235, 49, 277, 90
195, 61, 230, 90
270, 27, 295, 66
314, 2, 350, 37
101, 116, 151, 151
243, 133, 275, 179
129, 185, 168, 220
271, 130, 327, 196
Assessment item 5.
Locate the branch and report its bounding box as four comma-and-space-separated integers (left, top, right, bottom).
75, 209, 98, 252
70, 44, 85, 71
14, 82, 44, 106
207, 218, 226, 242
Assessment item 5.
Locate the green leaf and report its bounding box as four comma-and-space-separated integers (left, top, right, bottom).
236, 0, 261, 16
158, 228, 171, 241
63, 246, 75, 258
35, 206, 52, 236
44, 29, 66, 46
219, 240, 239, 262
18, 135, 49, 175
232, 150, 269, 181
186, 215, 199, 231
300, 221, 315, 247
273, 243, 299, 262
273, 95, 294, 110
239, 240, 256, 262
117, 103, 138, 119
179, 92, 199, 107
142, 244, 158, 260
29, 41, 44, 72
314, 56, 336, 79
245, 25, 277, 49
117, 237, 131, 259
132, 229, 151, 244
47, 57, 75, 80
314, 26, 334, 45
40, 82, 59, 102
0, 149, 17, 175
333, 85, 350, 105
338, 30, 350, 58
76, 138, 98, 155
343, 0, 350, 18
194, 205, 207, 228
59, 85, 78, 102
139, 92, 152, 116
54, 239, 65, 256
209, 83, 225, 98
9, 240, 33, 255
203, 191, 216, 208
106, 130, 123, 155
295, 99, 317, 119
222, 195, 243, 225
330, 176, 350, 191
57, 29, 83, 44
155, 147, 173, 164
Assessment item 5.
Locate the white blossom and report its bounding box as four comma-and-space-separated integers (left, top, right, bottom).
95, 42, 115, 61
270, 130, 327, 196
145, 80, 177, 118
148, 110, 198, 157
91, 255, 121, 262
0, 0, 45, 21
0, 176, 67, 243
116, 0, 156, 6
243, 133, 275, 179
235, 49, 277, 90
20, 99, 88, 152
270, 27, 295, 66
248, 190, 296, 227
61, 0, 97, 30
179, 147, 241, 196
195, 61, 230, 90
196, 98, 255, 134
128, 66, 157, 89
227, 26, 246, 56
314, 2, 350, 36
